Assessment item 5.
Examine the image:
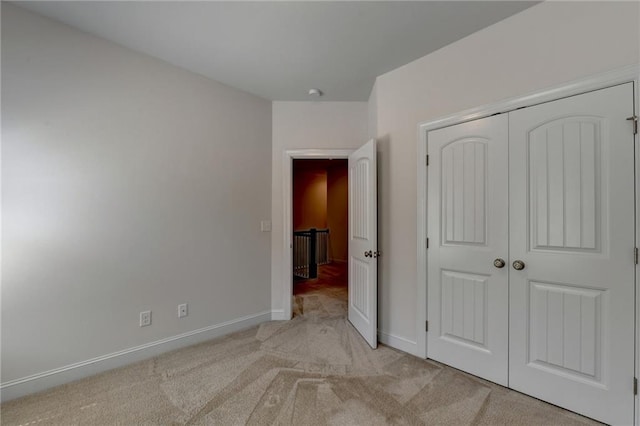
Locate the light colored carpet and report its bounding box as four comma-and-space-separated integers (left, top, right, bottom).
1, 271, 599, 425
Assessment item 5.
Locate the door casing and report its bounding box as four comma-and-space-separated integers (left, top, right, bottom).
417, 64, 639, 422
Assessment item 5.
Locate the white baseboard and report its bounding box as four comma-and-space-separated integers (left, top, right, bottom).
0, 310, 272, 402
271, 309, 287, 320
378, 330, 419, 357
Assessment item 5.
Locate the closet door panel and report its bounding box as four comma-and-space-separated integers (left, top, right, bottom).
427, 114, 509, 386
508, 83, 635, 426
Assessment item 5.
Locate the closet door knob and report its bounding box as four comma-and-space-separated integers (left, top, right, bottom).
493, 258, 506, 268
364, 250, 373, 258
512, 260, 526, 270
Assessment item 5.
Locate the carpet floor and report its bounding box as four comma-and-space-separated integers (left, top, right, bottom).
2, 266, 598, 425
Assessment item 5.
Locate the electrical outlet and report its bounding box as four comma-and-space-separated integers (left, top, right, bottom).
140, 310, 151, 327
178, 303, 188, 318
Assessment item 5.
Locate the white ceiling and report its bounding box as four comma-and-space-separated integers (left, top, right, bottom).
14, 1, 538, 101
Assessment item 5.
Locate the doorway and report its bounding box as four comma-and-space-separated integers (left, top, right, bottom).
292, 159, 349, 317
282, 141, 379, 348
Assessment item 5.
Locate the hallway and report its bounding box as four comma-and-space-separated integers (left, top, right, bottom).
293, 262, 347, 318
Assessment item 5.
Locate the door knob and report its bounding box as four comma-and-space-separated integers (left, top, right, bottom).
512, 260, 525, 270
364, 250, 373, 258
493, 258, 506, 268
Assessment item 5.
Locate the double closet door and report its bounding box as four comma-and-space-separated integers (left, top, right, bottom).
427, 83, 636, 425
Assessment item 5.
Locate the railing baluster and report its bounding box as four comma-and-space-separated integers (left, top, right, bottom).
293, 228, 329, 279
309, 229, 317, 278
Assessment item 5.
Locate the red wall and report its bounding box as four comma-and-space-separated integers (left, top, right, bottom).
327, 164, 348, 262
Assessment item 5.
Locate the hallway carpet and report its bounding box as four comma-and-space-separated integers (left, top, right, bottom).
2, 265, 597, 425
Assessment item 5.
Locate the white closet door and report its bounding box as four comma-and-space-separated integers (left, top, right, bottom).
509, 83, 635, 425
427, 114, 509, 385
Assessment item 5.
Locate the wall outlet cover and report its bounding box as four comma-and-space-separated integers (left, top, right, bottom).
140, 310, 152, 327
178, 303, 188, 318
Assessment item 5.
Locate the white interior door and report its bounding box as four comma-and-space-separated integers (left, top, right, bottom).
348, 139, 378, 349
508, 83, 635, 425
427, 114, 509, 385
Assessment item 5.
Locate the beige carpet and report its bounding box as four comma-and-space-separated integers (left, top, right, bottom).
1, 276, 598, 425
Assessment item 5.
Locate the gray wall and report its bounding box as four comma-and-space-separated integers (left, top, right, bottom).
2, 4, 272, 384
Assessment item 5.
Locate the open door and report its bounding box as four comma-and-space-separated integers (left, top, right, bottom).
348, 139, 378, 348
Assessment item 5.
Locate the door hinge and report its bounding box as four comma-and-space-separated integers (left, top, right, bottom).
426, 238, 429, 249
426, 155, 430, 166
627, 115, 638, 135
634, 377, 637, 395
635, 247, 638, 264
425, 321, 429, 332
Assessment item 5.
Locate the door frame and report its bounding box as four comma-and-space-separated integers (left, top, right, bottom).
416, 64, 639, 416
281, 148, 354, 320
